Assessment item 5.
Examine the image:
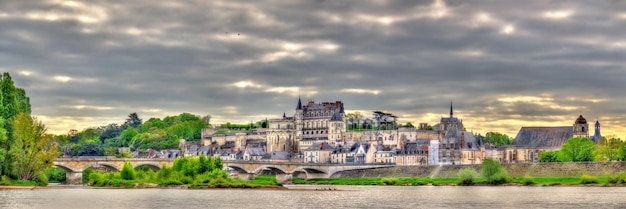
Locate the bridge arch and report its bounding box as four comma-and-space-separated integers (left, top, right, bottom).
53, 163, 78, 173
253, 165, 288, 175
133, 163, 162, 171
80, 163, 121, 172
226, 165, 250, 174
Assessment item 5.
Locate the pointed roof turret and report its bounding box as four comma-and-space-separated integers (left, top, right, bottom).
297, 96, 302, 110
283, 112, 286, 118
330, 109, 343, 121
339, 105, 345, 114
450, 101, 453, 118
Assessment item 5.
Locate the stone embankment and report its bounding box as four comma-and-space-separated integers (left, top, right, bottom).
333, 162, 626, 178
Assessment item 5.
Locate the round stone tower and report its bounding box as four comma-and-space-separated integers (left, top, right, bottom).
573, 115, 589, 139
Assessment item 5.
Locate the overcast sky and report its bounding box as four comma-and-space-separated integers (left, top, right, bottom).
1, 0, 625, 138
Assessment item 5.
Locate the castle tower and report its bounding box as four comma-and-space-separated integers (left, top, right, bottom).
590, 120, 602, 144
328, 109, 345, 146
294, 96, 303, 152
573, 115, 589, 139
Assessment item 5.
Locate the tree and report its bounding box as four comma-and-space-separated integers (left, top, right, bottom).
1, 72, 32, 177
599, 137, 622, 161
539, 150, 560, 162
481, 158, 508, 184
120, 162, 135, 180
484, 132, 512, 147
124, 112, 142, 129
8, 113, 58, 180
558, 137, 597, 162
0, 118, 7, 178
202, 115, 212, 127
120, 127, 138, 147
405, 122, 414, 127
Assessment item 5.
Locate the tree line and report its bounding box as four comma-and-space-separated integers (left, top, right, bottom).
56, 112, 211, 156
1, 72, 57, 184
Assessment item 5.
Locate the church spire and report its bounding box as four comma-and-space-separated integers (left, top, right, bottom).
296, 96, 302, 110
450, 101, 453, 118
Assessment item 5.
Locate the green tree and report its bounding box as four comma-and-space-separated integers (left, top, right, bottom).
1, 72, 31, 176
558, 137, 597, 162
124, 112, 142, 129
120, 162, 135, 180
8, 113, 59, 180
0, 118, 7, 178
120, 127, 138, 147
484, 132, 513, 147
539, 150, 560, 162
599, 137, 622, 161
481, 158, 508, 184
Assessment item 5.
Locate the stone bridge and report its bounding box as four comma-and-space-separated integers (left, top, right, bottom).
222, 161, 394, 183
54, 157, 174, 184
53, 158, 394, 184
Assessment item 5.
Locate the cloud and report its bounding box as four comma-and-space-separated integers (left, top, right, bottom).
1, 0, 625, 138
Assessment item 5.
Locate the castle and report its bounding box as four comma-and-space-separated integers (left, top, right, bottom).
199, 97, 602, 165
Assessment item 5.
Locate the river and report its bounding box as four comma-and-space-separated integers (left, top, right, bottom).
1, 185, 625, 209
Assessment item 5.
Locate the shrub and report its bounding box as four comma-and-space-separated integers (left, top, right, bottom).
487, 171, 509, 185
159, 179, 183, 186
0, 176, 10, 185
457, 168, 477, 185
88, 172, 103, 186
83, 167, 94, 183
481, 158, 509, 185
522, 176, 535, 186
580, 175, 599, 184
34, 172, 49, 186
607, 172, 626, 184
121, 162, 136, 180
381, 178, 399, 185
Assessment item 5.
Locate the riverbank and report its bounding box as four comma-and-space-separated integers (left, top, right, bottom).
292, 176, 626, 187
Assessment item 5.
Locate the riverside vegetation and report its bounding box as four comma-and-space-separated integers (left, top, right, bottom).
293, 159, 626, 187
82, 155, 281, 188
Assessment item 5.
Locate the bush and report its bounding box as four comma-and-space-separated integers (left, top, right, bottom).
580, 175, 599, 184
159, 179, 183, 186
0, 176, 10, 185
34, 172, 49, 186
381, 178, 399, 185
487, 171, 509, 184
83, 167, 94, 183
522, 176, 535, 186
121, 162, 136, 180
607, 172, 626, 184
481, 158, 509, 185
88, 172, 103, 185
45, 167, 66, 183
457, 168, 477, 185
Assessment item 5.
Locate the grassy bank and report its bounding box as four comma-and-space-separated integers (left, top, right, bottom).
293, 176, 620, 186
85, 156, 281, 189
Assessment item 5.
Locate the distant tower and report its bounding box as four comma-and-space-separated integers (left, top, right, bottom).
294, 96, 304, 151
590, 120, 602, 144
450, 101, 453, 119
573, 115, 589, 139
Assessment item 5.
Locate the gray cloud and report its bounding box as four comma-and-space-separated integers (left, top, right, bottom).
1, 0, 625, 137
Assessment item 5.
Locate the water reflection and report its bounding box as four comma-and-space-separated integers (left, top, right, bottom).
1, 186, 625, 209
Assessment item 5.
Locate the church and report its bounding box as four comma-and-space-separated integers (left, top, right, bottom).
506, 115, 602, 163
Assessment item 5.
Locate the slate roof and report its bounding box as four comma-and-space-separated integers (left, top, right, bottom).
398, 142, 427, 155
270, 151, 291, 160
330, 109, 343, 121
245, 147, 266, 156
308, 142, 335, 151
462, 132, 480, 150
510, 126, 573, 149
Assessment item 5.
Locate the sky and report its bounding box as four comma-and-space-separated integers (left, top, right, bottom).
1, 0, 625, 138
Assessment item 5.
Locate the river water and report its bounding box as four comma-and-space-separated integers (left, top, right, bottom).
1, 185, 625, 209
